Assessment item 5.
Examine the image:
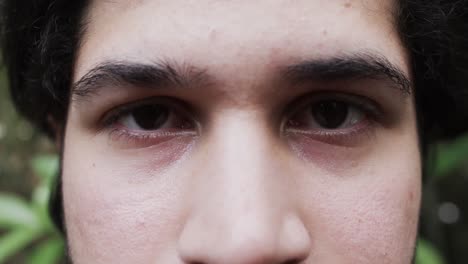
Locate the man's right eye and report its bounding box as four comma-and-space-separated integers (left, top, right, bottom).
95, 98, 199, 149
103, 100, 196, 134
120, 104, 171, 131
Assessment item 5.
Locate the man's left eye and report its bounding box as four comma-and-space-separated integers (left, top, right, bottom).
286, 95, 377, 132
306, 100, 364, 129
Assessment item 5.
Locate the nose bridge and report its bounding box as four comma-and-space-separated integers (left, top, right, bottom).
217, 111, 277, 180
202, 111, 283, 225
178, 112, 311, 263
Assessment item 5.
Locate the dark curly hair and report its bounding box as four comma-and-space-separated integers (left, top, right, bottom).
2, 0, 468, 232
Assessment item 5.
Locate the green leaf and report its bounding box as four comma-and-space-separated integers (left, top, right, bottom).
32, 184, 50, 209
0, 228, 39, 263
0, 193, 38, 229
31, 200, 55, 234
432, 134, 468, 178
27, 237, 64, 264
415, 239, 445, 264
31, 155, 59, 185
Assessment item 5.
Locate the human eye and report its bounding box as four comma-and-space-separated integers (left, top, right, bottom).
100, 97, 197, 148
284, 93, 382, 145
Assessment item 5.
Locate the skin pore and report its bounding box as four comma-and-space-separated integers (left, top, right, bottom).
62, 0, 421, 263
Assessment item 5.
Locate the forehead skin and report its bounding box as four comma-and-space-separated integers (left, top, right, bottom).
64, 0, 420, 263
76, 0, 408, 81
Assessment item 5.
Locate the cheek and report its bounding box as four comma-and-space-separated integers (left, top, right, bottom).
61, 134, 192, 262
287, 133, 371, 173
326, 178, 419, 262
297, 149, 421, 263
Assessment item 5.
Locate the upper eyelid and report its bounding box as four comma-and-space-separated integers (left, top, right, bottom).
99, 97, 192, 128
284, 91, 383, 118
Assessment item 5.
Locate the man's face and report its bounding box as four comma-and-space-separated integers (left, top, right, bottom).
62, 0, 421, 263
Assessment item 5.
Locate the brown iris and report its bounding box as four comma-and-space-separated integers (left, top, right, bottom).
131, 104, 170, 130
311, 100, 349, 129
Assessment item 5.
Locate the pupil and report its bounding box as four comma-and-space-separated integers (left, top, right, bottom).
311, 100, 348, 129
132, 105, 169, 130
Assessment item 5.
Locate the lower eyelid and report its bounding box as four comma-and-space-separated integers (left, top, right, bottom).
107, 127, 198, 149
283, 118, 376, 146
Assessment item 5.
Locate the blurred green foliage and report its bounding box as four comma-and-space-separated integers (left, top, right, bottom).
433, 135, 468, 178
416, 239, 445, 264
0, 156, 64, 264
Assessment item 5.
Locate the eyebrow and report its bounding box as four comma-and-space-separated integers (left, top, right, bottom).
72, 52, 412, 101
284, 53, 412, 95
72, 60, 211, 99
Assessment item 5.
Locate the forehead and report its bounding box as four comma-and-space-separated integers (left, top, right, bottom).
76, 0, 407, 80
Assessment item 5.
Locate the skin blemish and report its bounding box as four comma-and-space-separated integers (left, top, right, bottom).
344, 2, 352, 8
322, 30, 328, 36
136, 215, 147, 229
210, 29, 218, 41
409, 190, 415, 202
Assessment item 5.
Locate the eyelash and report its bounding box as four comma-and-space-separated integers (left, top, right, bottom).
100, 96, 191, 125
98, 98, 198, 146
281, 92, 382, 142
99, 93, 383, 147
107, 128, 197, 148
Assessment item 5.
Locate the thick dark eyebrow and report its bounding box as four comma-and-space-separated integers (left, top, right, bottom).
73, 53, 411, 102
72, 61, 211, 100
284, 53, 412, 95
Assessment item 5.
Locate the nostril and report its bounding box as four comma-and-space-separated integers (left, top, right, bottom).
282, 259, 302, 264
189, 260, 299, 264
189, 258, 301, 264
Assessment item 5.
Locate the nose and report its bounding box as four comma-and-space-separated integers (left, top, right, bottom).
177, 115, 311, 264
